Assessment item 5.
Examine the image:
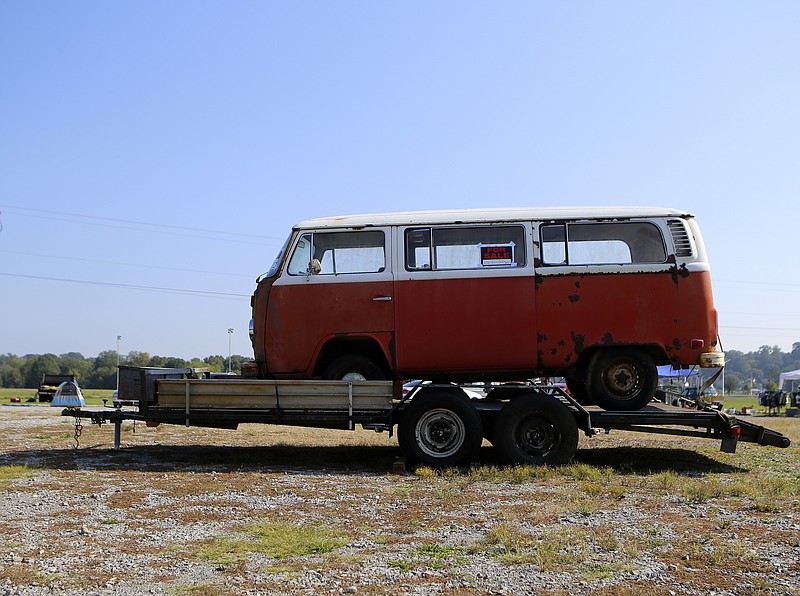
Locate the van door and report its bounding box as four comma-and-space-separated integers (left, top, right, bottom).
394, 223, 537, 377
265, 228, 394, 376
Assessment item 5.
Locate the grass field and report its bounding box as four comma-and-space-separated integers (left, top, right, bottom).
0, 387, 114, 406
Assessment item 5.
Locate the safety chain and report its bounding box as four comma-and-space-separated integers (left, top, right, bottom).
73, 417, 83, 449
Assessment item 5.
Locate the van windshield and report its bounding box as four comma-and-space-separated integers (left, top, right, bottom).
257, 234, 292, 282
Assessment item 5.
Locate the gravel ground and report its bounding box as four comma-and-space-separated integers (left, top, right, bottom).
0, 405, 798, 595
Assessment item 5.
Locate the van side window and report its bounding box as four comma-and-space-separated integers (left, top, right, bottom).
405, 225, 526, 271
287, 231, 385, 275
541, 222, 666, 266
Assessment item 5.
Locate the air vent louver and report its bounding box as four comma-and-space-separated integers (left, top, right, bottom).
667, 219, 693, 257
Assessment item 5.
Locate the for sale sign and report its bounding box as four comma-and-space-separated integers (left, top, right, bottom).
480, 243, 514, 266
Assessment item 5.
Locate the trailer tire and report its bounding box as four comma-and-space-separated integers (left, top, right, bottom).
322, 354, 385, 381
493, 395, 578, 466
398, 391, 482, 467
588, 348, 657, 411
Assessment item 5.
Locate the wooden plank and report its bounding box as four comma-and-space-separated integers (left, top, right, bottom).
156, 379, 394, 410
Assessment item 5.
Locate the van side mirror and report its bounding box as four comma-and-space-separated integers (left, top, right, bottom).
307, 259, 322, 275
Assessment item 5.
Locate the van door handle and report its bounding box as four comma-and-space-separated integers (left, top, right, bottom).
372, 296, 393, 302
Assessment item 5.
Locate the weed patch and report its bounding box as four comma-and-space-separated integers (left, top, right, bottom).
196, 521, 347, 565
0, 464, 38, 487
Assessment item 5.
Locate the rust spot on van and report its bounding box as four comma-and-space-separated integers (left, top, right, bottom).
558, 339, 566, 347
551, 348, 559, 355
601, 333, 614, 345
571, 332, 585, 354
538, 333, 548, 343
672, 338, 683, 351
669, 263, 691, 283
568, 294, 580, 303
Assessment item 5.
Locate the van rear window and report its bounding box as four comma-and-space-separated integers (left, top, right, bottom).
541, 222, 666, 266
405, 225, 526, 271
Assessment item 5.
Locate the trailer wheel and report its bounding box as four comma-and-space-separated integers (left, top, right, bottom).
398, 391, 482, 467
493, 395, 578, 466
323, 354, 385, 381
587, 348, 657, 411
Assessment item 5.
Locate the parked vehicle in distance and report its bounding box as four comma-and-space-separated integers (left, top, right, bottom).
37, 374, 77, 403
249, 207, 724, 411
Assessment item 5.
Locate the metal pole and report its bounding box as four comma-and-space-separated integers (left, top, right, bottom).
116, 335, 122, 391
227, 328, 234, 373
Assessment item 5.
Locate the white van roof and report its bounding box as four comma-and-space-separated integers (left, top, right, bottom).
295, 206, 692, 230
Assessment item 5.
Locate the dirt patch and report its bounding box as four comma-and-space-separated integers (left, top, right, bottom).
0, 405, 798, 595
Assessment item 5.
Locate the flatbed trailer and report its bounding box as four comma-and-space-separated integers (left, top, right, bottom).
61, 367, 790, 467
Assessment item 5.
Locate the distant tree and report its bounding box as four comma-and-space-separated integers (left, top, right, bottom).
90, 350, 120, 389
723, 372, 741, 394
21, 354, 60, 388
204, 355, 226, 372
0, 363, 23, 388
127, 351, 150, 367
230, 355, 247, 373
59, 354, 92, 382
157, 357, 190, 369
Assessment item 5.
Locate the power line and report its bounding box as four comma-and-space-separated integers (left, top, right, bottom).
0, 271, 250, 300
0, 203, 286, 241
0, 204, 286, 247
0, 249, 253, 279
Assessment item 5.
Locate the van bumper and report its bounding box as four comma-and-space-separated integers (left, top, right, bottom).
700, 351, 725, 368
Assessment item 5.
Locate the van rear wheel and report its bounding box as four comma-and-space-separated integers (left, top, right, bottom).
564, 375, 593, 405
323, 354, 385, 381
588, 348, 657, 411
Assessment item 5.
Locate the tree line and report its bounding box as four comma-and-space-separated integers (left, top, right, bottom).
2, 342, 799, 392
722, 343, 800, 393
0, 351, 249, 390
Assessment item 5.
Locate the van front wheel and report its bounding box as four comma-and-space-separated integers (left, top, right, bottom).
322, 354, 385, 381
588, 348, 657, 411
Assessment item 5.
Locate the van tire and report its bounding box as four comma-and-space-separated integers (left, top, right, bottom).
398, 391, 482, 467
322, 354, 385, 381
588, 348, 657, 411
493, 395, 578, 465
564, 375, 593, 405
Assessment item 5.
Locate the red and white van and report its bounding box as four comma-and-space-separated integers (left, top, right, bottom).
249, 207, 724, 410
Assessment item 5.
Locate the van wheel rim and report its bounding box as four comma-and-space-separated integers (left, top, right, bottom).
415, 408, 465, 458
602, 360, 641, 398
341, 372, 367, 382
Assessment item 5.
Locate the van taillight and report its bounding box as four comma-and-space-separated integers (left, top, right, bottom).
691, 339, 704, 348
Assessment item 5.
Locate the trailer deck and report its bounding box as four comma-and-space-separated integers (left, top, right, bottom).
61, 369, 791, 461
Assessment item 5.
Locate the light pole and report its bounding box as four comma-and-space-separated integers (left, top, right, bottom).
116, 335, 122, 391
227, 328, 234, 373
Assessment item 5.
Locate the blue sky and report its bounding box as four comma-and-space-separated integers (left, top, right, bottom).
1, 1, 798, 360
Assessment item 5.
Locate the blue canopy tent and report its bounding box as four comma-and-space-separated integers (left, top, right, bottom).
657, 365, 699, 378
